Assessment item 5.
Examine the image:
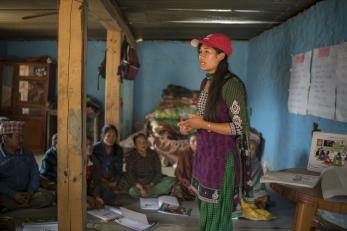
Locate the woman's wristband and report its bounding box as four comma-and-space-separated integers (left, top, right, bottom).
207, 122, 212, 132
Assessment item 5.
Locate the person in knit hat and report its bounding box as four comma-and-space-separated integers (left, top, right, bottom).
0, 120, 53, 212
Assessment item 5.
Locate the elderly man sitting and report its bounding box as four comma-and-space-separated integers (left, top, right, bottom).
0, 120, 53, 212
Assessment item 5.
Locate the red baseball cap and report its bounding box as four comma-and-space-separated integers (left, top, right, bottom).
191, 34, 232, 56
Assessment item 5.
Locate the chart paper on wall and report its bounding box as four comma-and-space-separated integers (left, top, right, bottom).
336, 42, 347, 123
288, 51, 312, 115
307, 46, 337, 120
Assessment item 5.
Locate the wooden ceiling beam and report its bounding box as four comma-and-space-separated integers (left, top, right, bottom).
89, 0, 136, 47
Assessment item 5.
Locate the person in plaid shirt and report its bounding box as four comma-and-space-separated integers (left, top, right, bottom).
0, 120, 53, 212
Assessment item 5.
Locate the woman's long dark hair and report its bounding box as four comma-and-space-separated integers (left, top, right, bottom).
101, 124, 118, 139
199, 45, 231, 121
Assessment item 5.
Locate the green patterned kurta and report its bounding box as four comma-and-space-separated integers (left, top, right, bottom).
192, 74, 253, 231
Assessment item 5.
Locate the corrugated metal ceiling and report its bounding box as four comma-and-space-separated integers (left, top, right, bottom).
0, 0, 319, 41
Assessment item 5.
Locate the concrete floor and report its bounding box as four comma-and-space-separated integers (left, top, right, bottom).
2, 188, 298, 231
1, 156, 309, 230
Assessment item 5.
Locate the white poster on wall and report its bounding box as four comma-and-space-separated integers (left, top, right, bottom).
288, 51, 312, 115
307, 46, 337, 120
336, 42, 347, 123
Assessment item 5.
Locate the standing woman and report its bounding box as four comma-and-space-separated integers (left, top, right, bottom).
178, 34, 253, 231
90, 124, 123, 206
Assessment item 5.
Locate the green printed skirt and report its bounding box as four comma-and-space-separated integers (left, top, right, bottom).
198, 153, 235, 231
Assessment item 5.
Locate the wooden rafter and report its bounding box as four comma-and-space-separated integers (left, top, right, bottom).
89, 0, 136, 48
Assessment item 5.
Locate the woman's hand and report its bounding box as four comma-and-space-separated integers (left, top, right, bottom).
14, 192, 29, 205
180, 114, 232, 135
16, 192, 33, 205
178, 125, 192, 135
181, 179, 190, 187
100, 177, 108, 186
136, 183, 148, 197
108, 181, 118, 189
87, 196, 104, 209
95, 196, 104, 208
144, 182, 154, 191
178, 114, 204, 130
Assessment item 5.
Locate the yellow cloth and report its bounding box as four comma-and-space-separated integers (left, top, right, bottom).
241, 198, 275, 221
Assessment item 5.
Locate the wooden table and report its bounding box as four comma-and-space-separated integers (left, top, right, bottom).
270, 168, 347, 231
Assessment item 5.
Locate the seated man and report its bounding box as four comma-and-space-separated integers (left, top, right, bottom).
0, 121, 53, 212
39, 133, 57, 190
127, 133, 176, 198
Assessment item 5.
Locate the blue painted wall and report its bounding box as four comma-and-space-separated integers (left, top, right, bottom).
133, 40, 248, 128
121, 79, 134, 138
3, 40, 133, 138
247, 0, 347, 170
0, 41, 7, 57
6, 41, 57, 60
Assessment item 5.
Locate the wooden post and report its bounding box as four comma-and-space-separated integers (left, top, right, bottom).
57, 0, 87, 230
293, 203, 316, 231
105, 30, 121, 134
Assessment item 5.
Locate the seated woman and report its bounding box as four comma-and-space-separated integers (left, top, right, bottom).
39, 133, 58, 190
85, 136, 103, 209
89, 124, 123, 206
173, 134, 196, 200
127, 133, 176, 198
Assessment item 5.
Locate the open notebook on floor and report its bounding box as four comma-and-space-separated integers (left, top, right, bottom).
140, 195, 179, 210
88, 206, 156, 231
87, 205, 121, 221
114, 207, 156, 231
158, 203, 192, 216
22, 222, 58, 231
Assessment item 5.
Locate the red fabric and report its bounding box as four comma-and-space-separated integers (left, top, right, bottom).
125, 48, 139, 80
86, 165, 91, 180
